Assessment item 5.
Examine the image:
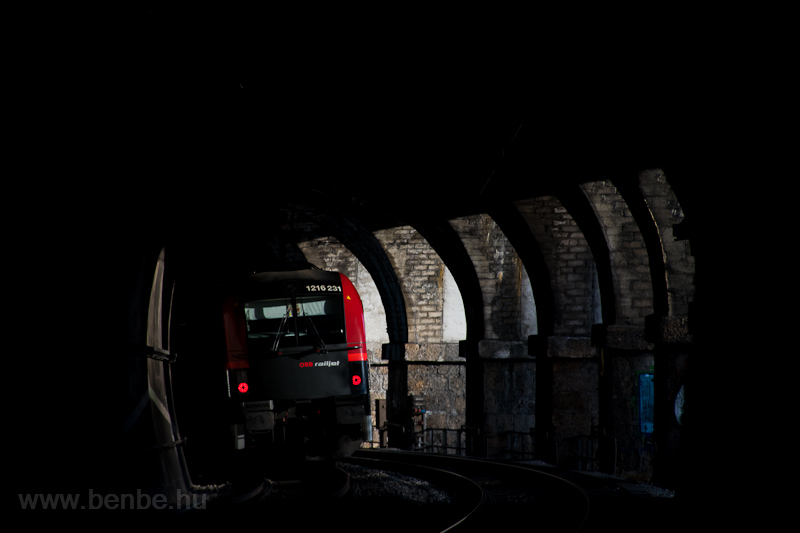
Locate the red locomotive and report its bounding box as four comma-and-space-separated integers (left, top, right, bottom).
221, 266, 371, 459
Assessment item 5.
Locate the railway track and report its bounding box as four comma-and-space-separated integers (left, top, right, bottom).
346, 449, 590, 532
341, 456, 484, 532
203, 455, 481, 532
204, 449, 660, 532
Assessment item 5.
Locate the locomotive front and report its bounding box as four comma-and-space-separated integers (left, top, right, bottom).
222, 268, 371, 459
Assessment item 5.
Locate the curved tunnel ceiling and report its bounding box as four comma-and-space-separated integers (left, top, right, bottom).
105, 6, 698, 239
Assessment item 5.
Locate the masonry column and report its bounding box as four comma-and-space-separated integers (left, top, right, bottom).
529, 335, 555, 464
383, 342, 411, 449
592, 324, 655, 477
460, 339, 485, 456
646, 314, 692, 490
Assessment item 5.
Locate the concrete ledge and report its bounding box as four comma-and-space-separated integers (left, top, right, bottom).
591, 325, 654, 351
381, 342, 462, 361
405, 343, 461, 362
645, 314, 694, 345
527, 336, 595, 358
478, 340, 531, 359
548, 336, 595, 358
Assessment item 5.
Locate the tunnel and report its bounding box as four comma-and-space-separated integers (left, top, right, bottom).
10, 8, 775, 530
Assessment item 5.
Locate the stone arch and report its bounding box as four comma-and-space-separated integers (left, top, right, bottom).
314, 214, 410, 349
613, 175, 670, 318
412, 219, 486, 350
637, 169, 695, 318
513, 194, 601, 336
553, 184, 616, 326
581, 181, 654, 326
489, 202, 556, 337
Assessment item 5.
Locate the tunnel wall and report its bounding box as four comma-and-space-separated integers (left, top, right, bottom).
298, 234, 470, 445
371, 224, 467, 442
299, 219, 538, 452
581, 181, 655, 325
448, 214, 532, 341
514, 196, 602, 336
637, 168, 695, 317
295, 172, 694, 480
512, 196, 602, 464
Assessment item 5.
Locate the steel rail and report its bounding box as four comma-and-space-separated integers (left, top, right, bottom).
352, 449, 591, 532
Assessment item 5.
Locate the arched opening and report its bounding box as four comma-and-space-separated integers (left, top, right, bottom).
442, 265, 468, 342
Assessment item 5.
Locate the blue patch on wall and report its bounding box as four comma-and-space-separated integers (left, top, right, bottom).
639, 373, 655, 435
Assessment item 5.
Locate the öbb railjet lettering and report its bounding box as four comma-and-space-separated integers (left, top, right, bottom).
298, 360, 341, 368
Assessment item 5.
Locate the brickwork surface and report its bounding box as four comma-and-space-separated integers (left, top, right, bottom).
449, 214, 532, 341
294, 172, 695, 482
514, 196, 601, 336
581, 182, 654, 325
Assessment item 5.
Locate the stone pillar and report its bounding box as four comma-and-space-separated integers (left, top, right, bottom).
477, 340, 536, 459
549, 336, 598, 469
592, 324, 655, 477
529, 335, 555, 463
382, 342, 467, 451
460, 339, 485, 456
646, 314, 692, 490
530, 335, 599, 468
382, 342, 410, 449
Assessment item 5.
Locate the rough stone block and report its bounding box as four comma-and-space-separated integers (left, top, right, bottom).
645, 314, 693, 344
591, 324, 653, 350
478, 340, 531, 359
547, 336, 595, 358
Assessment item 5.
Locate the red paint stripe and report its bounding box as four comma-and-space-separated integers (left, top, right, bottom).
340, 273, 367, 351
348, 351, 368, 362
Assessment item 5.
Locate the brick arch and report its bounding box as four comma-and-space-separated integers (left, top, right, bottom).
553, 184, 616, 326
318, 215, 410, 347
488, 203, 556, 337
409, 218, 487, 448
581, 181, 654, 326
613, 175, 670, 318
637, 169, 695, 318
513, 194, 603, 336
412, 219, 485, 347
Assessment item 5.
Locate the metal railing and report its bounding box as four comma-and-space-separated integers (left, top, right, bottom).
414, 427, 470, 455
363, 422, 622, 474
571, 428, 618, 473
489, 430, 537, 460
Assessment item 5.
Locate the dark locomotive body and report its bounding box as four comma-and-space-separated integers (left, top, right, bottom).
222, 267, 371, 459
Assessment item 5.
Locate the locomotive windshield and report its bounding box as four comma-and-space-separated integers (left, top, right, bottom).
244, 295, 346, 353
